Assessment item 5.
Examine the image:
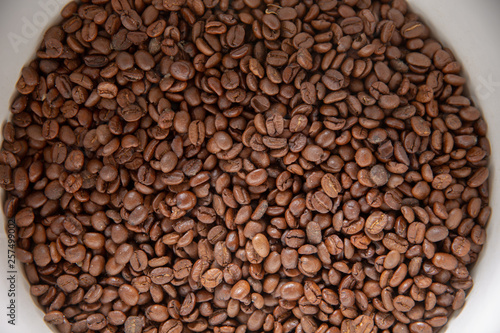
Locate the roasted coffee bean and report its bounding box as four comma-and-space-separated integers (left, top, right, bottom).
252, 233, 270, 258
365, 211, 389, 234
201, 268, 223, 289
170, 61, 195, 81
321, 173, 342, 198
432, 253, 458, 271
230, 280, 251, 301
87, 313, 107, 330
124, 316, 145, 333
4, 1, 490, 333
281, 282, 304, 301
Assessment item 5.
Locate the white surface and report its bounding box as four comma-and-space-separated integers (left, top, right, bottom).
0, 0, 499, 332
406, 2, 500, 333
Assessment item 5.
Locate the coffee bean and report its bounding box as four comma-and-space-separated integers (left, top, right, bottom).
206, 21, 227, 34
341, 16, 363, 35
97, 82, 118, 98
230, 280, 250, 301
201, 268, 223, 289
305, 222, 322, 245
320, 173, 341, 199
213, 131, 233, 150
280, 282, 304, 301
297, 48, 313, 70
226, 25, 245, 48
407, 52, 432, 68
355, 148, 375, 167
266, 50, 288, 67
124, 316, 145, 333
252, 233, 270, 257
170, 61, 195, 81
365, 211, 389, 234
57, 274, 79, 293
87, 313, 107, 330
425, 226, 449, 242
451, 236, 471, 257
351, 314, 374, 333
468, 167, 489, 187
135, 50, 155, 71
188, 120, 205, 146
118, 284, 139, 306
15, 207, 35, 227
393, 295, 415, 312
432, 253, 458, 270
409, 322, 433, 333
310, 191, 333, 213
146, 304, 169, 322
411, 116, 431, 137
128, 205, 148, 225
246, 169, 268, 186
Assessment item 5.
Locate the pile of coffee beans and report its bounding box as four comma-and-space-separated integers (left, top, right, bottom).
3, 0, 491, 332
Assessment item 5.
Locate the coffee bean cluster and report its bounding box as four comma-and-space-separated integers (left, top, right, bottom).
2, 0, 490, 332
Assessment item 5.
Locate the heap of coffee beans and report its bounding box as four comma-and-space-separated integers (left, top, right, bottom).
2, 0, 491, 332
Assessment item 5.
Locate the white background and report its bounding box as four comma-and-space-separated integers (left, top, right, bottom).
0, 0, 499, 332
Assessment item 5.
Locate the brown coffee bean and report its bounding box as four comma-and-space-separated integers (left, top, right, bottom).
146, 304, 169, 322
407, 52, 432, 68
213, 131, 233, 150
411, 117, 431, 137
135, 50, 155, 71
351, 314, 374, 333
124, 316, 145, 333
451, 237, 471, 257
246, 169, 268, 186
281, 282, 304, 301
15, 207, 35, 227
170, 61, 195, 81
321, 173, 342, 198
226, 25, 245, 48
370, 164, 390, 186
128, 205, 148, 225
57, 274, 79, 293
365, 211, 388, 234
300, 255, 322, 276
87, 313, 107, 330
297, 48, 313, 70
252, 233, 270, 258
310, 191, 333, 213
409, 322, 432, 333
302, 145, 324, 163
150, 267, 174, 284
425, 226, 449, 242
230, 280, 251, 301
322, 69, 345, 91
266, 51, 288, 67
355, 148, 375, 167
97, 82, 118, 98
393, 295, 415, 312
201, 268, 223, 289
188, 120, 205, 146
467, 167, 489, 187
118, 284, 139, 306
432, 253, 458, 270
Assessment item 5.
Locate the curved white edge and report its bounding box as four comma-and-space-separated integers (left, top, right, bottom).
0, 2, 67, 333
407, 1, 500, 332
